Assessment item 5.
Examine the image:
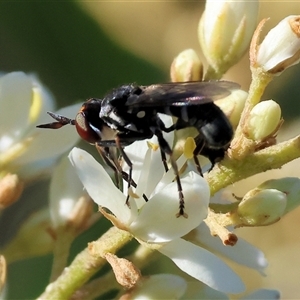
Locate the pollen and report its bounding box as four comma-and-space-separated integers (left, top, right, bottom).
147, 141, 159, 151
183, 137, 196, 159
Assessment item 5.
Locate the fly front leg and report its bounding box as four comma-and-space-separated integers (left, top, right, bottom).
96, 135, 149, 203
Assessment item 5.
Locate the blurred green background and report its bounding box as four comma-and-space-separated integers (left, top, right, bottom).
0, 1, 300, 299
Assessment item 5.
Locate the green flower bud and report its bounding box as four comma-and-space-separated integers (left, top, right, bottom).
244, 100, 281, 141
258, 177, 300, 215
235, 188, 287, 227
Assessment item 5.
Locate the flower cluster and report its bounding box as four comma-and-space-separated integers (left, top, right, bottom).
1, 1, 300, 299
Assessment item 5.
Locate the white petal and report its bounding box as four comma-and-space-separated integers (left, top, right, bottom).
257, 16, 300, 72
30, 75, 55, 125
153, 153, 188, 194
14, 103, 81, 165
129, 172, 209, 242
49, 155, 84, 227
69, 148, 131, 224
0, 72, 32, 148
159, 238, 245, 294
126, 274, 187, 299
131, 148, 154, 209
192, 223, 268, 275
124, 114, 174, 185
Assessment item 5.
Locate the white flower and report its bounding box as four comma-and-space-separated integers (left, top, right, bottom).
159, 238, 244, 294
254, 16, 300, 74
69, 147, 208, 243
199, 0, 259, 75
69, 121, 246, 293
0, 72, 81, 181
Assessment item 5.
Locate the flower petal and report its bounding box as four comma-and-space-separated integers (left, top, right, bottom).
69, 148, 131, 224
159, 238, 245, 294
49, 155, 84, 227
129, 172, 209, 242
30, 75, 55, 125
192, 223, 268, 275
0, 72, 33, 149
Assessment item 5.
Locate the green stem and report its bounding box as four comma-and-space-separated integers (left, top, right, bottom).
230, 68, 273, 159
72, 246, 157, 300
37, 227, 131, 300
50, 229, 75, 282
238, 69, 273, 135
70, 272, 119, 300
207, 135, 300, 196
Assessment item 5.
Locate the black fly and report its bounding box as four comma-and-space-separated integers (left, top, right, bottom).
37, 81, 238, 217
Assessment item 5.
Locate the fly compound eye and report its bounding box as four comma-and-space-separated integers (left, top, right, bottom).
75, 111, 100, 144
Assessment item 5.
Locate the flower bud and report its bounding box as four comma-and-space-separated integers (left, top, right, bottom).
170, 49, 203, 82
0, 174, 24, 208
244, 100, 281, 141
235, 188, 287, 227
258, 177, 300, 215
252, 16, 300, 74
199, 0, 259, 76
215, 89, 247, 128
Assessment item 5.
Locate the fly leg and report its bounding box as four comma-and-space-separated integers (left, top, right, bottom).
194, 134, 226, 172
152, 126, 187, 218
192, 135, 205, 177
95, 144, 122, 188
96, 140, 148, 204
115, 136, 134, 205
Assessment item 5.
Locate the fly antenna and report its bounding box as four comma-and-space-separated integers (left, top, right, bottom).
36, 112, 75, 129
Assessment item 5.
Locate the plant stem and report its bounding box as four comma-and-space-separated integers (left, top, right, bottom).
207, 135, 300, 196
37, 227, 131, 300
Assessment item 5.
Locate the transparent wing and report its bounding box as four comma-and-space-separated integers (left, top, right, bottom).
126, 81, 240, 107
